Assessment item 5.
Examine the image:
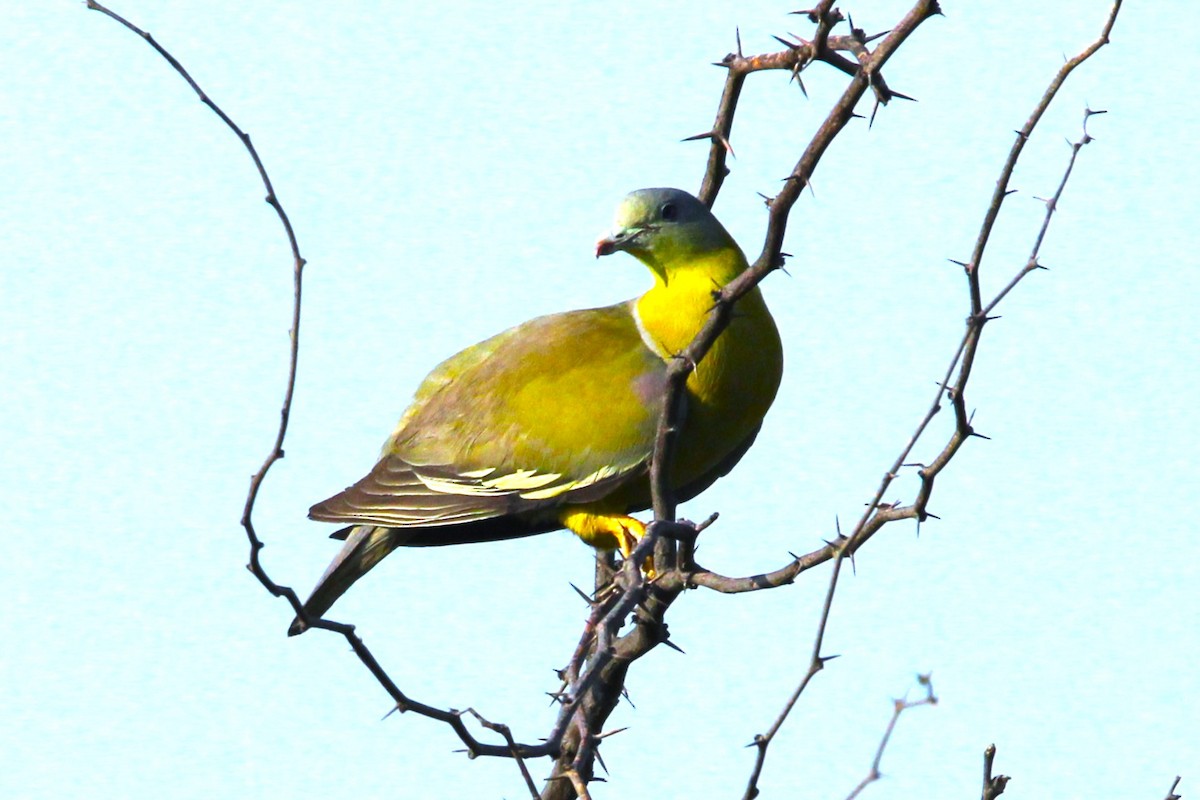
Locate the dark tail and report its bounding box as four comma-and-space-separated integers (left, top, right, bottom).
288, 525, 399, 636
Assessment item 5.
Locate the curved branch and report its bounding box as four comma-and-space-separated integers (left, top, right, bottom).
86, 1, 556, 785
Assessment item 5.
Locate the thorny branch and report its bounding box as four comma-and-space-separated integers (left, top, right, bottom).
693, 0, 913, 211
737, 4, 1120, 796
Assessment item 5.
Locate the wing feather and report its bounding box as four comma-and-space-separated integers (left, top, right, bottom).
309, 301, 668, 535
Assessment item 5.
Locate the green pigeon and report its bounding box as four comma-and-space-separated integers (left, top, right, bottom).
290, 188, 782, 635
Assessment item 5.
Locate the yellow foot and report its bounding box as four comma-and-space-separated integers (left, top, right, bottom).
558, 509, 656, 577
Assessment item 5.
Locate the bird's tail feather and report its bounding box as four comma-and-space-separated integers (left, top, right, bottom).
288, 525, 397, 636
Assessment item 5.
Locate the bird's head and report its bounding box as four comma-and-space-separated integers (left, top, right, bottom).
595, 188, 739, 281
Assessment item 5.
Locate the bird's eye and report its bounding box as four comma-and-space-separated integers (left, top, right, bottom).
660, 202, 678, 221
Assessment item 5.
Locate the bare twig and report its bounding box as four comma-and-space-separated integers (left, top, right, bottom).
963, 1, 1123, 315
85, 2, 307, 603
86, 4, 554, 793
844, 675, 937, 800
740, 520, 848, 800
982, 744, 1010, 800
739, 3, 1121, 796
1163, 775, 1183, 800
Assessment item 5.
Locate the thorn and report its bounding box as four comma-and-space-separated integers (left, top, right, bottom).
969, 431, 992, 441
869, 99, 881, 128
661, 638, 686, 655
818, 653, 841, 666
736, 26, 743, 57
889, 89, 917, 102
795, 72, 808, 97
862, 29, 891, 44
772, 34, 800, 51
568, 583, 596, 606
596, 726, 630, 741
718, 133, 736, 157
682, 130, 717, 143
947, 258, 968, 269
1004, 188, 1018, 197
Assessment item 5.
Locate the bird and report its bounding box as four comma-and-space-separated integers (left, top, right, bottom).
289, 187, 783, 635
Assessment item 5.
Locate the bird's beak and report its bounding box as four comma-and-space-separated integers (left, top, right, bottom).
594, 227, 639, 258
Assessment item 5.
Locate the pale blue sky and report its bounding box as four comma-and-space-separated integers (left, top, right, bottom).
3, 2, 1196, 798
